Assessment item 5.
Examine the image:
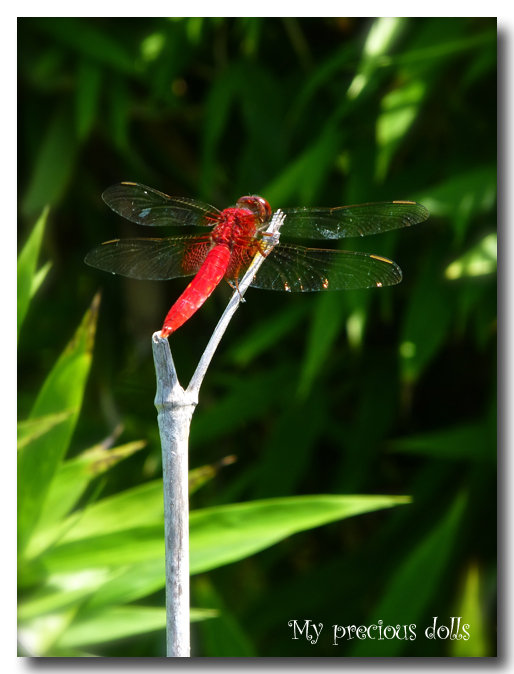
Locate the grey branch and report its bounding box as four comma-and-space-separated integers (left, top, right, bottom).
152, 209, 285, 656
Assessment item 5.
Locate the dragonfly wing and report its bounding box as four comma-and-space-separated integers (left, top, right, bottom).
102, 182, 220, 227
278, 201, 429, 239
248, 244, 402, 292
84, 236, 213, 280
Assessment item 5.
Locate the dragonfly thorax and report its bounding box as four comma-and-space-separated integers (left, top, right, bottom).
211, 207, 262, 247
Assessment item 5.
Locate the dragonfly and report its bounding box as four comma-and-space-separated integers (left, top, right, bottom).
85, 182, 429, 337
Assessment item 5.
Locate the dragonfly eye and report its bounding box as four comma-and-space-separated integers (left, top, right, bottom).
236, 195, 272, 223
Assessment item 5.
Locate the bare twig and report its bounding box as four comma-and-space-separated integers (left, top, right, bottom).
152, 209, 285, 657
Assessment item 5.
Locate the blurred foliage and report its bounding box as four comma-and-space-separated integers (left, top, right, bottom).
18, 17, 496, 657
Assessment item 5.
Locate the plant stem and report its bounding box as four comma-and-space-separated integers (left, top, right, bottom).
152, 209, 285, 657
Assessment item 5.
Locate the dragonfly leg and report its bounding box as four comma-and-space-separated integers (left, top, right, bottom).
227, 279, 246, 302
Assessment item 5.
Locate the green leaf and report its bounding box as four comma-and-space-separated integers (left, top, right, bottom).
390, 422, 495, 463
31, 261, 52, 298
445, 233, 497, 280
191, 365, 292, 446
375, 78, 428, 181
37, 526, 164, 573
189, 455, 237, 495
31, 440, 147, 547
18, 294, 100, 554
350, 493, 467, 656
227, 303, 308, 367
36, 494, 409, 576
297, 292, 346, 397
17, 411, 73, 451
451, 564, 489, 656
33, 18, 134, 73
17, 207, 49, 341
22, 107, 78, 216
75, 59, 102, 140
84, 559, 165, 611
263, 125, 340, 206
55, 606, 216, 650
189, 494, 411, 575
200, 65, 238, 195
18, 568, 112, 621
107, 77, 130, 151
399, 251, 453, 383
192, 576, 256, 656
347, 17, 408, 100
48, 480, 164, 545
419, 165, 496, 245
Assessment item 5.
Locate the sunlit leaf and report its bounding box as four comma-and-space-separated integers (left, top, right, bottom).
445, 233, 497, 279
18, 569, 112, 621
37, 494, 410, 577
451, 564, 489, 656
31, 261, 52, 298
347, 18, 407, 100
17, 411, 74, 451
376, 79, 427, 180
189, 494, 411, 575
18, 294, 100, 554
17, 207, 49, 341
33, 440, 147, 541
42, 480, 164, 547
83, 559, 165, 611
55, 605, 215, 650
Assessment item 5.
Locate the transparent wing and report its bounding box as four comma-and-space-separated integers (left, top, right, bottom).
84, 236, 213, 280
102, 182, 221, 227
278, 201, 429, 239
248, 244, 402, 292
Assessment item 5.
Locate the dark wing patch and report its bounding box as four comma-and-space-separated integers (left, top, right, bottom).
102, 182, 220, 228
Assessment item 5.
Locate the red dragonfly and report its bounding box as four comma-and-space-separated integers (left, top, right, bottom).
85, 182, 429, 337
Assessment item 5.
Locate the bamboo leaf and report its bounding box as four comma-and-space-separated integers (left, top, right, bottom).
55, 606, 216, 649
33, 440, 147, 542
451, 564, 489, 656
445, 233, 497, 280
390, 422, 495, 462
17, 207, 49, 341
17, 411, 74, 451
189, 494, 411, 575
35, 494, 410, 576
18, 294, 100, 554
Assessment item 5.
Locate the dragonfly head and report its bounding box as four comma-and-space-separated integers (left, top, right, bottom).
235, 195, 272, 224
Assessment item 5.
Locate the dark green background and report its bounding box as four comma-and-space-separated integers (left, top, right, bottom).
18, 17, 496, 656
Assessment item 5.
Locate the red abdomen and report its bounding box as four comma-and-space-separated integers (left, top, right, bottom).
160, 244, 231, 336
